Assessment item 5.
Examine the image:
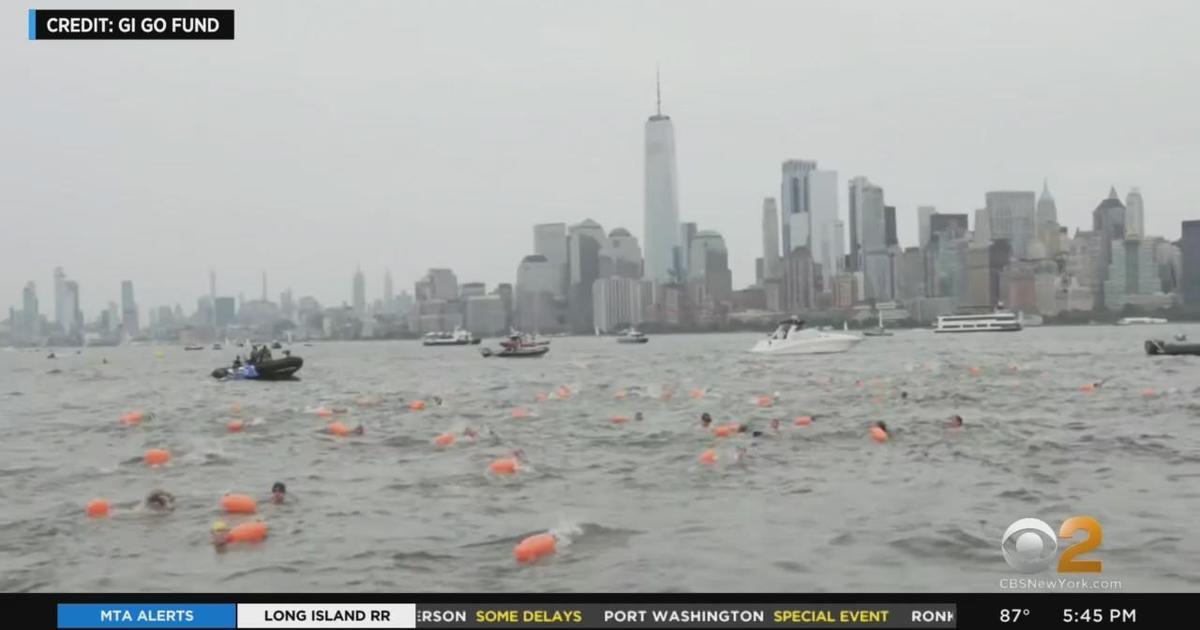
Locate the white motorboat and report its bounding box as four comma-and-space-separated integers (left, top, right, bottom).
422, 327, 480, 346
750, 317, 863, 355
933, 310, 1023, 333
1117, 317, 1168, 326
616, 328, 649, 344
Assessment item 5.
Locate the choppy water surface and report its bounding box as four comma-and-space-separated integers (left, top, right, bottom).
2, 327, 1199, 592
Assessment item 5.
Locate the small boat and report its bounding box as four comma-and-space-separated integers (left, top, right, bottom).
423, 328, 479, 346
509, 328, 550, 346
481, 335, 550, 358
211, 355, 304, 380
1145, 336, 1200, 356
184, 345, 205, 351
616, 328, 649, 344
271, 341, 283, 349
1119, 317, 1169, 326
862, 312, 893, 337
750, 317, 863, 355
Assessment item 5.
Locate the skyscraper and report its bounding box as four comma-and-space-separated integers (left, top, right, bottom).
643, 72, 682, 284
383, 269, 394, 313
54, 267, 67, 327
807, 169, 839, 287
847, 176, 872, 271
515, 254, 562, 333
209, 270, 217, 328
1092, 187, 1127, 309
568, 219, 607, 332
985, 191, 1036, 260
352, 267, 366, 315
1036, 180, 1058, 224
533, 222, 568, 297
261, 271, 268, 303
761, 198, 781, 280
608, 228, 643, 278
884, 206, 898, 246
918, 206, 936, 249
857, 181, 889, 300
1125, 188, 1144, 237
121, 280, 139, 335
679, 222, 697, 279
21, 281, 39, 340
1182, 220, 1200, 307
780, 160, 817, 256
64, 280, 81, 334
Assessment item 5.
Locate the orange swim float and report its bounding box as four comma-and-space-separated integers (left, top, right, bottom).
120, 411, 145, 426
227, 420, 245, 433
511, 407, 530, 419
756, 395, 773, 408
1080, 383, 1096, 393
489, 458, 519, 475
968, 366, 982, 376
315, 407, 333, 418
794, 416, 813, 427
219, 494, 257, 514
513, 532, 556, 563
86, 499, 110, 518
434, 432, 455, 447
610, 416, 629, 424
409, 400, 427, 411
225, 521, 268, 543
712, 424, 739, 437
700, 448, 717, 465
614, 389, 628, 400
328, 421, 351, 436
144, 449, 170, 466
690, 389, 705, 399
534, 393, 549, 403
869, 426, 888, 443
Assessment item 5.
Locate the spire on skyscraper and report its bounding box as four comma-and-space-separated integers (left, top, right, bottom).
656, 65, 661, 117
1108, 186, 1119, 200
1040, 178, 1054, 201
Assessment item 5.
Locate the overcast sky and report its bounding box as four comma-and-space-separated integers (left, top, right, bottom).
3, 0, 1197, 316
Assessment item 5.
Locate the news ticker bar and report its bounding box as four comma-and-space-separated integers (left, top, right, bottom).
59, 603, 953, 629
28, 10, 234, 40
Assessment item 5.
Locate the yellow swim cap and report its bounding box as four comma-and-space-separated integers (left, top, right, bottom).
211, 520, 228, 532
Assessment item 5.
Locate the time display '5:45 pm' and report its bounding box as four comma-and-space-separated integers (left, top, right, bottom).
1063, 608, 1136, 623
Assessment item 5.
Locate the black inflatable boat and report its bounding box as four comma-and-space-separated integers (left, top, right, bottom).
211, 356, 304, 380
1145, 339, 1200, 356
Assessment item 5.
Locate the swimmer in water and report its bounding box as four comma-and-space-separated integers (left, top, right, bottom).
700, 412, 713, 429
752, 418, 783, 439
734, 446, 748, 465
874, 420, 890, 437
210, 521, 230, 550
463, 427, 480, 442
949, 414, 963, 429
144, 489, 175, 512
900, 391, 909, 400
635, 411, 644, 422
431, 396, 444, 406
271, 482, 286, 504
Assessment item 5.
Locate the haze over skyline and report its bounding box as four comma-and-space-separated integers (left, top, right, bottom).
3, 0, 1197, 315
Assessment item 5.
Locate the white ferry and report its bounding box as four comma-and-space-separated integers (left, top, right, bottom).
1117, 317, 1168, 326
933, 311, 1023, 333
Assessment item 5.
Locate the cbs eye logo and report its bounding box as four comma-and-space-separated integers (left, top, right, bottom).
1001, 516, 1103, 573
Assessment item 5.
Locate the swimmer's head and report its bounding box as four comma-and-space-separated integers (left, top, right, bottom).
950, 415, 963, 428
874, 420, 889, 433
210, 520, 230, 546
271, 482, 286, 503
463, 427, 479, 439
900, 391, 909, 399
511, 449, 526, 461
700, 412, 712, 426
352, 424, 365, 435
737, 423, 749, 433
635, 411, 644, 421
145, 489, 175, 512
770, 418, 781, 431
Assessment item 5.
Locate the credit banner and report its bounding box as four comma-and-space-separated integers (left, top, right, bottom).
28, 10, 234, 40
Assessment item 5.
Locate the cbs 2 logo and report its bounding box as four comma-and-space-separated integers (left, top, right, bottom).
1001, 516, 1102, 573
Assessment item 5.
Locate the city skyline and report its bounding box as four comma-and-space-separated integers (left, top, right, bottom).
3, 1, 1198, 314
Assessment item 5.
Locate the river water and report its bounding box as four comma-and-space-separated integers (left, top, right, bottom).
2, 326, 1198, 592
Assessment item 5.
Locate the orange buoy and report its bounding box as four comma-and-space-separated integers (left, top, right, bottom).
968, 366, 982, 376
756, 395, 773, 408
489, 458, 519, 475
794, 415, 813, 427
86, 499, 110, 518
315, 407, 333, 418
614, 389, 628, 400
227, 420, 245, 433
219, 494, 257, 514
120, 411, 145, 426
144, 448, 170, 466
1080, 383, 1096, 393
328, 421, 351, 437
225, 521, 268, 543
869, 426, 888, 443
511, 407, 530, 419
1140, 388, 1155, 398
409, 400, 427, 411
434, 432, 455, 447
556, 387, 572, 400
700, 448, 717, 465
513, 532, 557, 563
690, 389, 705, 399
610, 416, 629, 424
